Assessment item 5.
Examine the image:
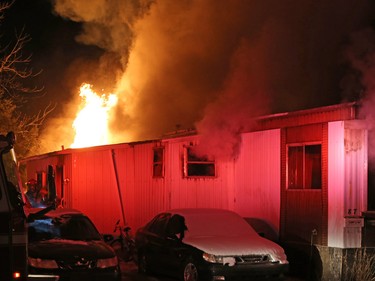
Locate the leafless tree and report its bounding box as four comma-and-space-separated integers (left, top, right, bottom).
0, 1, 55, 158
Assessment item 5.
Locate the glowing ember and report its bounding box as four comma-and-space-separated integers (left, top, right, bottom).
71, 83, 117, 148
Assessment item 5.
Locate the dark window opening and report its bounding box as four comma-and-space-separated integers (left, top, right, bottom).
153, 147, 164, 178
184, 146, 215, 177
288, 144, 322, 189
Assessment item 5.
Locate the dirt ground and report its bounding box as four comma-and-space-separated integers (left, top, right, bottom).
119, 260, 307, 281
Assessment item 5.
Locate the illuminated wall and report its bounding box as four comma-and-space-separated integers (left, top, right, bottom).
328, 120, 368, 248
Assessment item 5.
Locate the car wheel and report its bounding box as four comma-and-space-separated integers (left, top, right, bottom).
182, 260, 198, 281
137, 252, 149, 274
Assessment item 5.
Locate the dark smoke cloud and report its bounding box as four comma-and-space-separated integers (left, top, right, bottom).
53, 0, 153, 66
343, 28, 375, 165
195, 38, 271, 160
43, 0, 375, 158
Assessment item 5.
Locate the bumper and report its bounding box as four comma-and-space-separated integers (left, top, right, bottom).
205, 262, 289, 281
28, 267, 121, 281
28, 274, 60, 281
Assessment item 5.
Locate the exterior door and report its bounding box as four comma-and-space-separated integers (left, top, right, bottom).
280, 124, 327, 245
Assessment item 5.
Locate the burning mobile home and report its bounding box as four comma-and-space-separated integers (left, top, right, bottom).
21, 102, 373, 280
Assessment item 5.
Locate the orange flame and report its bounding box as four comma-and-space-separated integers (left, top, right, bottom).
71, 83, 117, 148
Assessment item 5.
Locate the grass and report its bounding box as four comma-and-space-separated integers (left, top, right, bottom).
342, 248, 375, 281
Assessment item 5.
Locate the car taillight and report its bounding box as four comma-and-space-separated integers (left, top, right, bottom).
28, 257, 58, 269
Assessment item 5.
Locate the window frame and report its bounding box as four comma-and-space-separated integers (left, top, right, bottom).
152, 146, 165, 178
286, 142, 322, 190
183, 145, 216, 178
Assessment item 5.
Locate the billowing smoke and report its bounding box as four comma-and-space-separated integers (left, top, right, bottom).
343, 28, 375, 165
194, 39, 270, 160
53, 0, 151, 67
40, 0, 374, 159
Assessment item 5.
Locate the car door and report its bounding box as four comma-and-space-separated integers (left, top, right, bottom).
160, 214, 190, 276
145, 213, 190, 277
144, 213, 171, 272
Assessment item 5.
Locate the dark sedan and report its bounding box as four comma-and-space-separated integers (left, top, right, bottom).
26, 208, 121, 281
135, 208, 289, 281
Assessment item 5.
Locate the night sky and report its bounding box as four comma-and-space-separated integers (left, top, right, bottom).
4, 0, 375, 155
4, 0, 104, 114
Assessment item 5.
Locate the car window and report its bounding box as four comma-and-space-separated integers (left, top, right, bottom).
147, 213, 171, 236
28, 218, 60, 242
28, 215, 102, 242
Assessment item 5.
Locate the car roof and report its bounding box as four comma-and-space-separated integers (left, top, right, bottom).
165, 208, 259, 240
25, 207, 84, 218
168, 208, 239, 217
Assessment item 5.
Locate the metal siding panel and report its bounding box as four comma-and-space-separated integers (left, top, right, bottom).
70, 150, 122, 233
167, 136, 232, 211
344, 125, 368, 215
126, 142, 168, 230
134, 144, 154, 227
233, 129, 281, 234
328, 121, 345, 247
280, 129, 287, 240
321, 123, 329, 246
327, 121, 368, 248
112, 147, 131, 227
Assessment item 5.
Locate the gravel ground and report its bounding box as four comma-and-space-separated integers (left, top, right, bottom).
119, 261, 307, 281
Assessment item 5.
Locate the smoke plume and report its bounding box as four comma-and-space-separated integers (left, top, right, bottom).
40, 0, 375, 159
343, 28, 375, 165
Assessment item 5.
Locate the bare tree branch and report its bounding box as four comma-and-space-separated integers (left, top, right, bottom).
0, 1, 55, 158
0, 1, 14, 18
0, 27, 43, 99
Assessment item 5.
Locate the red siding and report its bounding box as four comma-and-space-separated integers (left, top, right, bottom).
234, 129, 281, 234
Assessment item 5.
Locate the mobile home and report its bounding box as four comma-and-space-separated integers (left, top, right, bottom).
22, 102, 373, 280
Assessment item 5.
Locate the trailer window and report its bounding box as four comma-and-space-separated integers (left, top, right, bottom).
153, 147, 164, 178
184, 146, 215, 177
287, 144, 322, 189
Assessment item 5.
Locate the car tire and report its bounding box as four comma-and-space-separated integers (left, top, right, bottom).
137, 252, 149, 275
182, 259, 199, 281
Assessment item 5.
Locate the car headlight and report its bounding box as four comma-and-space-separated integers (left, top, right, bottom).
28, 257, 58, 269
202, 253, 236, 266
203, 253, 222, 263
269, 252, 289, 264
97, 256, 118, 268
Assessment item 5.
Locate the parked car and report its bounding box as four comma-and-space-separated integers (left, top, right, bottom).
26, 208, 121, 281
135, 208, 289, 281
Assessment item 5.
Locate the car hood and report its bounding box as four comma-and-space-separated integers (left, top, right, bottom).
28, 239, 115, 259
184, 235, 283, 256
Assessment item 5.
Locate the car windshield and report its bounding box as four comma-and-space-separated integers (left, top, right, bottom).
182, 211, 258, 238
28, 215, 102, 242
